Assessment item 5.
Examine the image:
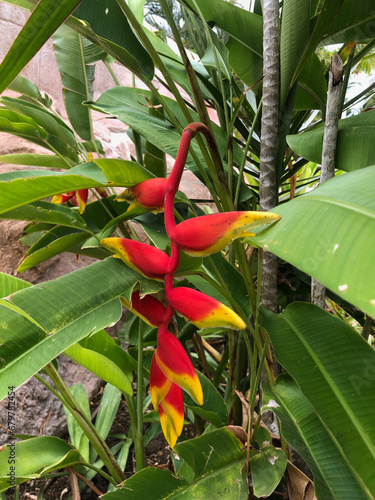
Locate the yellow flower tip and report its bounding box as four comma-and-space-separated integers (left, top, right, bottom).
52, 194, 63, 204
167, 287, 246, 331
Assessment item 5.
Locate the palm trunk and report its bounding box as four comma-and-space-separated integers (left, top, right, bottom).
259, 0, 280, 313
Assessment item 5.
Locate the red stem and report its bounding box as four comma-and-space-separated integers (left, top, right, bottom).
159, 122, 214, 338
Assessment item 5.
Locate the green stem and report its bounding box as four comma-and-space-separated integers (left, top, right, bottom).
43, 363, 125, 484
234, 97, 263, 209
104, 58, 121, 86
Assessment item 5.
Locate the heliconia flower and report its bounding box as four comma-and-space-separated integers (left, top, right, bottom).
76, 189, 88, 214
159, 383, 184, 449
100, 238, 170, 281
155, 330, 203, 406
120, 291, 166, 327
116, 178, 167, 213
166, 287, 246, 331
150, 353, 173, 410
52, 191, 75, 204
52, 189, 89, 214
171, 211, 280, 257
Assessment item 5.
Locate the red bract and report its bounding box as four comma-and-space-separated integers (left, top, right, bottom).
121, 291, 166, 327
155, 331, 203, 406
100, 238, 170, 281
171, 211, 280, 256
167, 286, 246, 330
116, 177, 167, 213
52, 189, 89, 214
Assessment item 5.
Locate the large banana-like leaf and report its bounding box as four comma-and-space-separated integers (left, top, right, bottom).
0, 0, 84, 94
321, 0, 375, 45
287, 110, 375, 172
261, 303, 375, 499
53, 24, 98, 141
249, 166, 375, 317
101, 429, 248, 499
290, 0, 345, 85
0, 258, 157, 402
71, 0, 154, 79
280, 0, 311, 110
0, 159, 152, 214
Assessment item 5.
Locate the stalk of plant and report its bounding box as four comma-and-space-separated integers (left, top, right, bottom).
102, 122, 279, 449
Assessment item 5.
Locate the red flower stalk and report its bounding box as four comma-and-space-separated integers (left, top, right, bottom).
116, 178, 167, 213
166, 286, 246, 330
120, 291, 166, 327
171, 211, 281, 257
100, 238, 170, 281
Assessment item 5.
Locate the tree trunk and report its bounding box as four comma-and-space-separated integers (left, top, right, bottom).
259, 0, 280, 313
311, 54, 343, 308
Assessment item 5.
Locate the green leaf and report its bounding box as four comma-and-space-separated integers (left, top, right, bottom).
0, 437, 83, 492
7, 74, 41, 100
94, 383, 122, 442
249, 167, 375, 317
92, 158, 154, 186
0, 0, 84, 94
0, 258, 156, 402
18, 227, 89, 272
291, 0, 345, 85
287, 110, 375, 172
0, 273, 32, 297
184, 372, 228, 427
321, 0, 375, 45
53, 24, 96, 141
295, 53, 327, 111
75, 329, 138, 379
201, 32, 231, 80
263, 375, 349, 499
64, 383, 91, 462
261, 302, 375, 498
250, 446, 287, 498
0, 96, 76, 148
1, 201, 88, 230
280, 0, 311, 110
0, 160, 148, 215
71, 0, 154, 79
102, 429, 248, 499
0, 153, 73, 169
64, 340, 133, 395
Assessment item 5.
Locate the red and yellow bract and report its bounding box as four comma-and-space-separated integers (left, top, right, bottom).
116, 177, 167, 213
101, 238, 170, 281
120, 291, 166, 327
171, 211, 280, 257
167, 286, 246, 330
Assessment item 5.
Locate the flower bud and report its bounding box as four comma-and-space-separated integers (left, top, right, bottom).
116, 178, 167, 213
172, 211, 280, 256
167, 286, 246, 331
101, 238, 170, 281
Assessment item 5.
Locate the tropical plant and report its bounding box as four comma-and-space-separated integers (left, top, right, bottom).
0, 0, 375, 498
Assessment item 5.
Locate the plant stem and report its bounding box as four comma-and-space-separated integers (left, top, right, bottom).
44, 363, 125, 484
